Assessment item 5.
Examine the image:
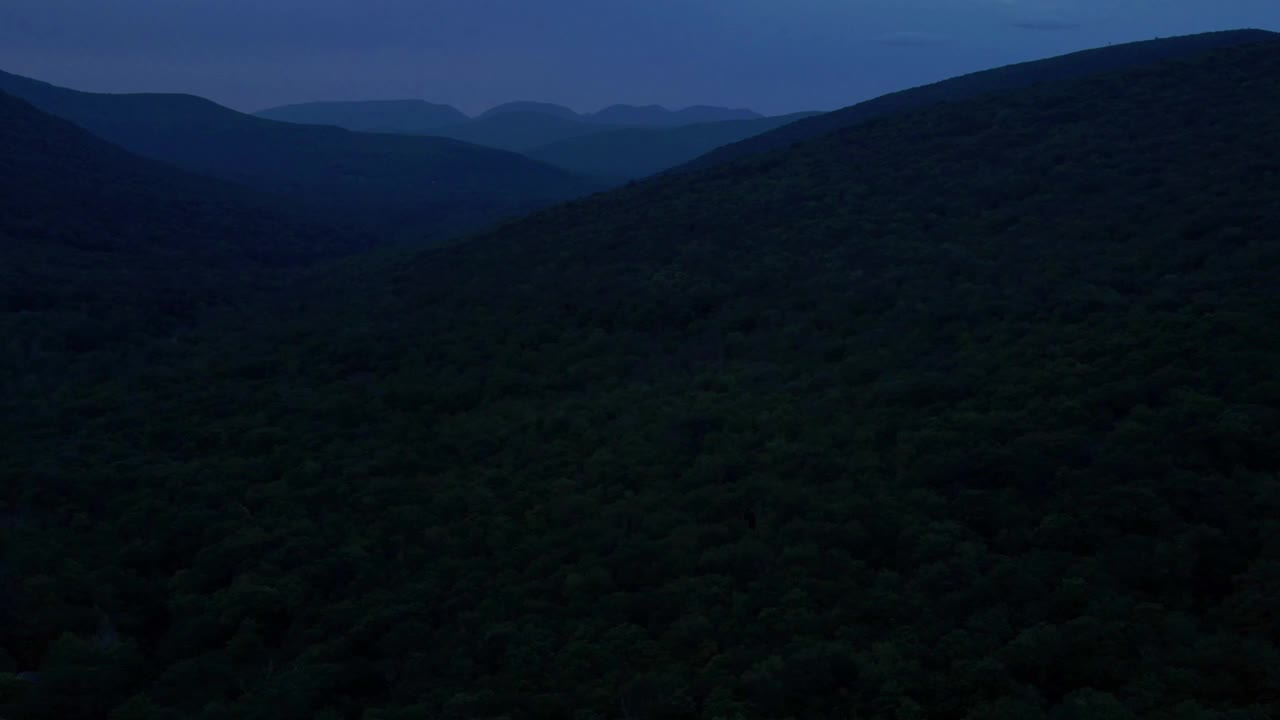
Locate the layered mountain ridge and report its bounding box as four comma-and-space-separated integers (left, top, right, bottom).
3, 30, 1279, 720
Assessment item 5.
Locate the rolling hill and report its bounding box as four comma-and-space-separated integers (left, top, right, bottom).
253, 99, 468, 134
681, 28, 1278, 172
428, 108, 803, 163
0, 70, 602, 241
427, 111, 615, 153
0, 89, 369, 395
478, 101, 580, 120
252, 99, 779, 160
474, 101, 762, 126
589, 103, 761, 126
3, 33, 1279, 720
527, 111, 821, 180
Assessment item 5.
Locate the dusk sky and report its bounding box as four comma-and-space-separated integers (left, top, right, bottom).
1, 1, 1277, 116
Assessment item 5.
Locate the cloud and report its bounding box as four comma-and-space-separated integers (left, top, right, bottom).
878, 31, 945, 47
1011, 19, 1082, 31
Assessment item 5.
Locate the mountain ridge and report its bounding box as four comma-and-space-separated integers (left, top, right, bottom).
680, 28, 1278, 172
254, 99, 468, 133
5, 32, 1279, 720
527, 111, 822, 180
0, 88, 371, 392
0, 69, 602, 242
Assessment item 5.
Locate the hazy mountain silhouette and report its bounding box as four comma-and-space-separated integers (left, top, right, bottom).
478, 100, 580, 120
254, 99, 468, 133
425, 106, 774, 154
252, 97, 771, 157
428, 111, 612, 152
589, 103, 761, 126
0, 70, 603, 241
528, 111, 820, 180
682, 28, 1278, 172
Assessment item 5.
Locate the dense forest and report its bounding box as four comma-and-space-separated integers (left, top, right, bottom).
2, 33, 1280, 720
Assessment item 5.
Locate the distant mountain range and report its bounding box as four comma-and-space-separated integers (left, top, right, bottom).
252, 98, 795, 179
588, 104, 762, 126
429, 111, 612, 153
252, 100, 770, 155
255, 99, 468, 134
478, 101, 581, 121
526, 112, 821, 180
256, 99, 763, 131
0, 70, 603, 241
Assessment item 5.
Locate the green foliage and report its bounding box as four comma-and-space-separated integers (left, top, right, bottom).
4, 33, 1280, 720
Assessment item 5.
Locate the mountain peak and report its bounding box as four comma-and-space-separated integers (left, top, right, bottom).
478, 101, 580, 120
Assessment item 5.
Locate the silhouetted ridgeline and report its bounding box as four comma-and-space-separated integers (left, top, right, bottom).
0, 70, 603, 241
254, 99, 469, 134
254, 99, 789, 175
682, 28, 1277, 172
527, 112, 821, 181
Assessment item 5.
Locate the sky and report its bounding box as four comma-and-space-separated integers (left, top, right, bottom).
0, 1, 1277, 117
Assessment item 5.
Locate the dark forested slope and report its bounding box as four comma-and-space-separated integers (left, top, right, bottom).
427, 111, 615, 153
4, 38, 1280, 720
527, 112, 821, 181
253, 100, 469, 134
0, 89, 369, 386
0, 71, 601, 239
478, 101, 580, 120
682, 29, 1277, 172
590, 104, 761, 126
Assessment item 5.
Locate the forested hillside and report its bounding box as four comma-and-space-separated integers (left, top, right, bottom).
0, 90, 368, 396
427, 111, 613, 153
0, 71, 602, 241
682, 28, 1276, 172
3, 36, 1280, 720
254, 100, 469, 134
527, 112, 820, 181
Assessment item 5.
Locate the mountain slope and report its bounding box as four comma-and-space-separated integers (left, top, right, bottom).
428, 110, 614, 152
5, 37, 1280, 720
478, 101, 580, 120
589, 103, 761, 125
528, 111, 821, 180
0, 89, 368, 393
253, 99, 468, 133
246, 98, 772, 157
0, 71, 602, 240
682, 28, 1277, 172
